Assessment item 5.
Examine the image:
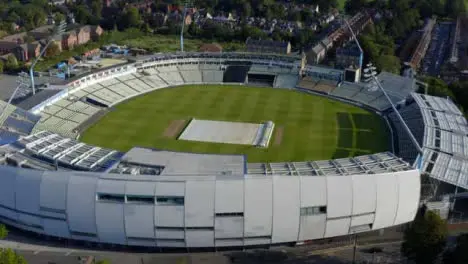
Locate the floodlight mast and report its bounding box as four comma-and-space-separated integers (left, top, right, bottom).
343, 16, 423, 157
29, 20, 67, 95
180, 2, 192, 52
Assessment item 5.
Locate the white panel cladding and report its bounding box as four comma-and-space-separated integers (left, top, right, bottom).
300, 177, 327, 207
215, 238, 243, 247
157, 240, 186, 248
326, 176, 353, 218
156, 229, 185, 240
125, 181, 156, 196
124, 204, 155, 239
0, 207, 17, 222
351, 213, 375, 227
127, 238, 156, 247
43, 219, 70, 238
244, 177, 273, 238
0, 166, 20, 208
215, 179, 244, 213
17, 213, 42, 228
67, 175, 98, 235
298, 215, 326, 241
155, 206, 184, 227
96, 202, 126, 245
373, 173, 399, 229
186, 230, 215, 247
155, 181, 185, 196
215, 217, 243, 238
272, 176, 300, 243
15, 169, 43, 215
40, 172, 69, 212
244, 237, 271, 246
324, 218, 351, 237
185, 180, 215, 227
97, 179, 125, 194
351, 175, 376, 215
393, 170, 420, 225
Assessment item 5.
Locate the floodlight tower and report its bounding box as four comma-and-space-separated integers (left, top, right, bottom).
180, 1, 192, 52
344, 16, 423, 156
0, 72, 31, 122
29, 20, 67, 95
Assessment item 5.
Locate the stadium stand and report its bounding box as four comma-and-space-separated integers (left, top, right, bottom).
274, 74, 299, 88
223, 61, 252, 83
0, 52, 450, 249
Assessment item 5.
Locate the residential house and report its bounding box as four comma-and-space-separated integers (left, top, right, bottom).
75, 26, 91, 45
199, 43, 223, 53
307, 37, 333, 64
246, 38, 291, 55
62, 32, 78, 50
29, 25, 55, 40
307, 43, 326, 64
335, 43, 363, 69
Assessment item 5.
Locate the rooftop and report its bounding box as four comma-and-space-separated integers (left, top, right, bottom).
120, 147, 246, 176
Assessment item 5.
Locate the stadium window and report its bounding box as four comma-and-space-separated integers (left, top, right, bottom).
215, 212, 244, 217
126, 195, 155, 204
97, 193, 125, 203
185, 227, 214, 230
300, 206, 327, 216
156, 196, 184, 206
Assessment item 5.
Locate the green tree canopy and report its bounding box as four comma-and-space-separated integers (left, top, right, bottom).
45, 42, 61, 58
5, 54, 18, 71
423, 77, 455, 98
401, 209, 448, 264
120, 7, 141, 29
0, 248, 26, 264
375, 55, 401, 74
0, 224, 7, 239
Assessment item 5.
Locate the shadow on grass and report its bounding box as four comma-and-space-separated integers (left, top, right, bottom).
355, 130, 376, 151
332, 148, 351, 159
336, 112, 353, 129
337, 129, 353, 149
351, 113, 379, 131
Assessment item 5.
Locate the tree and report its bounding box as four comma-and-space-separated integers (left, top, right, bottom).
0, 60, 4, 74
424, 77, 455, 98
5, 55, 18, 71
345, 0, 368, 15
45, 42, 61, 58
401, 209, 448, 264
444, 234, 468, 264
375, 55, 401, 74
0, 224, 7, 239
90, 0, 103, 20
54, 12, 65, 25
0, 248, 26, 264
120, 7, 141, 29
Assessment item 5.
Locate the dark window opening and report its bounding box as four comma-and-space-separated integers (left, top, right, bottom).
156, 196, 184, 205
126, 196, 155, 204
97, 193, 125, 203
215, 212, 244, 217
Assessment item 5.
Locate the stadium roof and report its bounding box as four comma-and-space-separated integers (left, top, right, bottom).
15, 89, 63, 110
120, 147, 246, 176
413, 93, 468, 189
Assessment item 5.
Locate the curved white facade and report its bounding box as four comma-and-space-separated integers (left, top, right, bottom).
0, 52, 423, 249
0, 165, 420, 248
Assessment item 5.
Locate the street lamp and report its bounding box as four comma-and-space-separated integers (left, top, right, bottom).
29, 20, 67, 95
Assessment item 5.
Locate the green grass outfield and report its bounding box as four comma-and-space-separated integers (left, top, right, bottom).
80, 85, 391, 163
